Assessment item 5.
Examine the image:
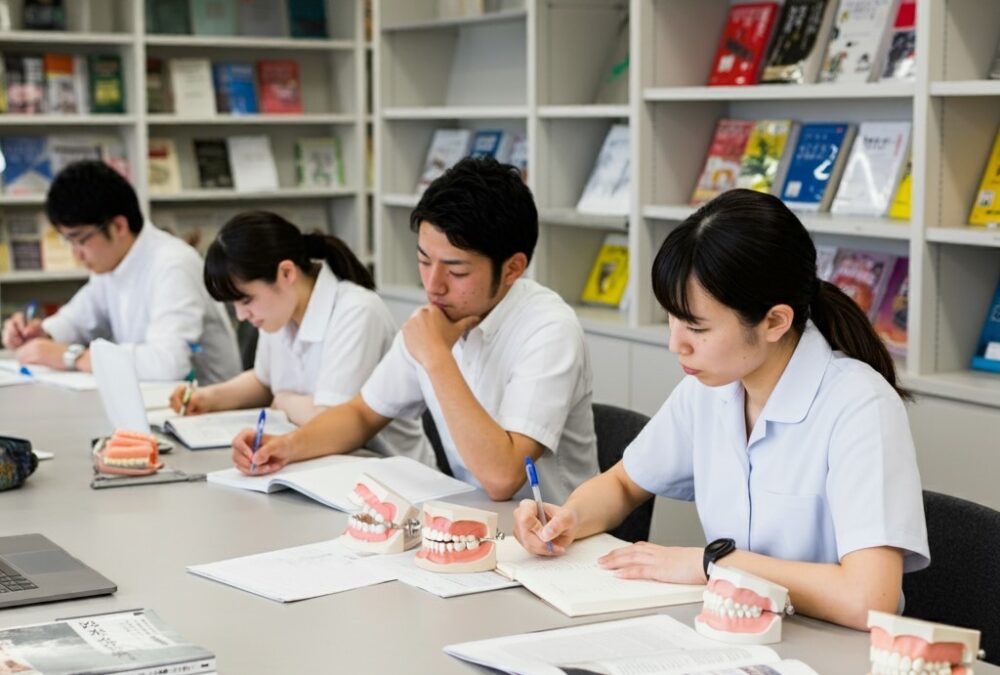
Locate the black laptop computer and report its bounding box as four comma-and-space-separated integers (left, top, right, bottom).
0, 534, 116, 609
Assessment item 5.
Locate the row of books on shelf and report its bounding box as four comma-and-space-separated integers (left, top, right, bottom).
146, 0, 329, 38
149, 135, 345, 194
0, 134, 128, 195
0, 53, 124, 115
147, 57, 304, 117
0, 210, 81, 274
0, 0, 66, 31
709, 0, 917, 86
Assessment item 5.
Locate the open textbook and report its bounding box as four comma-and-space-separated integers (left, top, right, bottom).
0, 608, 215, 675
495, 533, 704, 617
207, 454, 475, 511
0, 358, 97, 390
444, 614, 818, 675
162, 408, 297, 449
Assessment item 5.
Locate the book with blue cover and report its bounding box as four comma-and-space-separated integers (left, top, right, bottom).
780, 122, 856, 212
213, 62, 258, 114
1, 136, 52, 195
469, 129, 513, 163
972, 274, 1000, 374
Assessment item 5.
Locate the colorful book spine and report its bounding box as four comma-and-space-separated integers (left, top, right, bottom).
43, 53, 78, 114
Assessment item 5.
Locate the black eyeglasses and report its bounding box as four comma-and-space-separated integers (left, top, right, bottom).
59, 220, 112, 249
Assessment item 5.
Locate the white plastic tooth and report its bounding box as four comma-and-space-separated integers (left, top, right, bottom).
375, 524, 386, 534
912, 658, 925, 671
751, 606, 761, 618
900, 656, 912, 671
724, 597, 734, 610
889, 652, 901, 670
446, 542, 454, 552
468, 539, 479, 549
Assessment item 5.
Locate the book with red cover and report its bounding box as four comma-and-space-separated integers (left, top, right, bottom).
256, 59, 302, 114
690, 119, 755, 205
707, 2, 781, 86
874, 257, 909, 357
829, 249, 896, 322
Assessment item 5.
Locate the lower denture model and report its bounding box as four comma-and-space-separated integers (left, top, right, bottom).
342, 473, 421, 554
868, 610, 982, 675
695, 565, 791, 645
94, 429, 162, 476
414, 501, 499, 574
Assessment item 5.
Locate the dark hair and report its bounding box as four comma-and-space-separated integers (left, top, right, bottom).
204, 210, 375, 302
46, 160, 144, 234
409, 156, 537, 289
652, 189, 910, 400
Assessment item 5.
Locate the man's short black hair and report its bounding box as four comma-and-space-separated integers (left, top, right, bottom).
46, 160, 144, 234
409, 156, 537, 288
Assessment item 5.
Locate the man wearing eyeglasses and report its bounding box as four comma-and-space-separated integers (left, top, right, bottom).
1, 160, 241, 384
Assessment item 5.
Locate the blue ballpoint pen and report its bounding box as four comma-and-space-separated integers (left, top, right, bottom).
524, 456, 553, 553
250, 409, 266, 474
24, 301, 38, 323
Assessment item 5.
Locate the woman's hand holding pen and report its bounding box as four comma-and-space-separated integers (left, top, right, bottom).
512, 499, 578, 556
169, 384, 211, 415
597, 543, 707, 586
1, 312, 45, 349
231, 428, 291, 475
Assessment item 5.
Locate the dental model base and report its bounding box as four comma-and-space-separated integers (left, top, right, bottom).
868, 610, 982, 675
695, 565, 791, 645
414, 501, 501, 573
342, 473, 421, 554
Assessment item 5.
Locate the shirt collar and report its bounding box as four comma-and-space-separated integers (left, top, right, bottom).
108, 220, 153, 281
471, 278, 529, 341
295, 263, 339, 344
760, 320, 832, 424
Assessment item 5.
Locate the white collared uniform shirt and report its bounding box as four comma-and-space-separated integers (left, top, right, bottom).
42, 223, 241, 384
623, 321, 930, 571
361, 278, 599, 502
254, 263, 434, 467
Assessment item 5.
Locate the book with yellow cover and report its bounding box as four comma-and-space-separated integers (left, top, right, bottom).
969, 128, 1000, 227
581, 234, 629, 307
888, 157, 912, 220
736, 119, 798, 195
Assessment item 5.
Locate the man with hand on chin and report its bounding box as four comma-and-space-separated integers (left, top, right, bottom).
232, 157, 598, 502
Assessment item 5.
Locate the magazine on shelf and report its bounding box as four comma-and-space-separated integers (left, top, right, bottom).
828, 248, 896, 321
874, 257, 909, 357
707, 2, 781, 86
691, 118, 754, 205
880, 0, 917, 81
736, 119, 798, 195
780, 122, 856, 212
415, 129, 472, 193
818, 0, 898, 84
761, 0, 838, 84
830, 120, 911, 217
971, 274, 1000, 374
968, 126, 1000, 228
576, 124, 630, 216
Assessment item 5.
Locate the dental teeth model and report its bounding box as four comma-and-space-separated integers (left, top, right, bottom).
868, 610, 982, 675
414, 501, 499, 574
342, 474, 420, 554
695, 566, 790, 645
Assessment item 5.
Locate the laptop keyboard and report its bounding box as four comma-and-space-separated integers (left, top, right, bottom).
0, 559, 37, 593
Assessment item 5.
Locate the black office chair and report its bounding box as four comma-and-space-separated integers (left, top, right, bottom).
592, 403, 654, 543
902, 490, 1000, 665
421, 410, 453, 476
235, 320, 258, 372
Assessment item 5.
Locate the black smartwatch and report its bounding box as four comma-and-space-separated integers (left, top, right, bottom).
703, 537, 736, 577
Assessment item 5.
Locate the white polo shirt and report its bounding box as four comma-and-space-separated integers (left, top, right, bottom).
42, 223, 241, 384
623, 321, 930, 572
254, 263, 434, 468
361, 278, 599, 502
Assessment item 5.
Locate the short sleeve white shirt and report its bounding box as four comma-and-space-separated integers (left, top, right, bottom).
361, 278, 599, 502
623, 321, 930, 572
254, 264, 434, 468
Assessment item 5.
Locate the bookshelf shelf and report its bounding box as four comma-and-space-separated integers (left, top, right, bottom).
573, 305, 632, 334
538, 105, 630, 119
929, 81, 1000, 97
0, 30, 132, 45
642, 206, 909, 240
926, 227, 1000, 248
906, 372, 1000, 409
382, 9, 527, 33
381, 106, 530, 120
143, 35, 355, 51
0, 195, 47, 206
0, 114, 135, 126
643, 83, 916, 103
146, 114, 356, 126
539, 208, 629, 232
0, 270, 88, 283
381, 193, 420, 208
149, 188, 358, 203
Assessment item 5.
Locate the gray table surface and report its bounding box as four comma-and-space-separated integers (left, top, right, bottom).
1, 383, 995, 675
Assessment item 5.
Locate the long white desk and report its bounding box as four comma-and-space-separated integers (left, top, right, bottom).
1, 383, 996, 674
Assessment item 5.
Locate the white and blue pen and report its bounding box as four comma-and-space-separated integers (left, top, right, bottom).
524, 456, 553, 553
250, 409, 266, 474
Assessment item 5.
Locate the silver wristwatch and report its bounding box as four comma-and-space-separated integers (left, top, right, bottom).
62, 343, 85, 370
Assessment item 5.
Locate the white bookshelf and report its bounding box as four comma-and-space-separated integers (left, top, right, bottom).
0, 0, 373, 316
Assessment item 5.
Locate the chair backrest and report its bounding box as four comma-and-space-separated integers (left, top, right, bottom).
592, 403, 654, 543
235, 320, 258, 372
421, 410, 453, 477
902, 490, 1000, 665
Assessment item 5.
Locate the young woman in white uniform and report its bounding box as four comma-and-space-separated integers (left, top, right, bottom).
168, 211, 433, 466
512, 189, 929, 630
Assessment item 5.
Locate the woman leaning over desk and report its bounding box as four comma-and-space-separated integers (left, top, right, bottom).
512, 189, 929, 630
168, 210, 432, 465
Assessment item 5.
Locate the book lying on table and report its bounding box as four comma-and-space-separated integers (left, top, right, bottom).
0, 608, 214, 675
494, 533, 704, 617
444, 614, 818, 675
207, 453, 475, 510
161, 408, 296, 449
